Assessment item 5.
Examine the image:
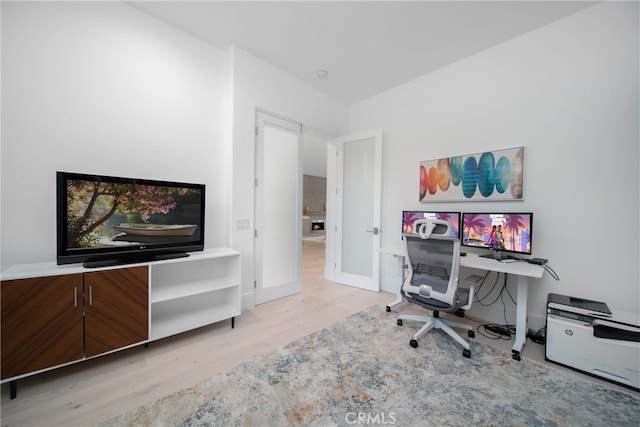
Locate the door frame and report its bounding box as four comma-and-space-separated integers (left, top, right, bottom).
327, 130, 382, 292
254, 111, 303, 305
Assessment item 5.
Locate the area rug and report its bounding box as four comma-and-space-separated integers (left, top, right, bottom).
101, 305, 639, 426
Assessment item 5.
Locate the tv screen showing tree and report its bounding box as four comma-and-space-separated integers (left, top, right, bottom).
57, 172, 205, 266
66, 180, 202, 248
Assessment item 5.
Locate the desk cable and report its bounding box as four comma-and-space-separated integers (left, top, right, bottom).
474, 271, 505, 307
473, 272, 518, 340
541, 263, 560, 281
472, 269, 549, 344
497, 256, 560, 281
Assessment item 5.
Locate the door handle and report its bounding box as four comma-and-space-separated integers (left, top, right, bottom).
366, 227, 380, 235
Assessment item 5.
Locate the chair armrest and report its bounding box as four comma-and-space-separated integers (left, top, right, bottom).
460, 284, 475, 311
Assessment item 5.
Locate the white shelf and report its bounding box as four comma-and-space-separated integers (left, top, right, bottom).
150, 255, 239, 303
151, 279, 240, 303
150, 289, 240, 340
149, 248, 240, 340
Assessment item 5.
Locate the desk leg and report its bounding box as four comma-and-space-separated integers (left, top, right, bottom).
512, 275, 529, 361
386, 254, 405, 312
386, 277, 405, 311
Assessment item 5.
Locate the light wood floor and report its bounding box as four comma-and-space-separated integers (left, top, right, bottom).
1, 240, 636, 425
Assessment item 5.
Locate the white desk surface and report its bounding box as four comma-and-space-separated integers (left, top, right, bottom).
380, 246, 545, 279
460, 253, 545, 279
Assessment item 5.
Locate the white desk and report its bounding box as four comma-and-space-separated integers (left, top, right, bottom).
381, 248, 546, 360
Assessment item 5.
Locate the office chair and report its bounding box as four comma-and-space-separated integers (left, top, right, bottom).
397, 219, 475, 358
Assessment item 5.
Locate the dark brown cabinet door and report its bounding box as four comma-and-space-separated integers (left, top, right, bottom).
84, 266, 149, 357
1, 274, 84, 379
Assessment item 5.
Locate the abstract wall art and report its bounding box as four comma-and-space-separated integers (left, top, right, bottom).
419, 146, 524, 202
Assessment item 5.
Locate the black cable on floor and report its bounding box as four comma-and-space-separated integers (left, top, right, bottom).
476, 323, 513, 340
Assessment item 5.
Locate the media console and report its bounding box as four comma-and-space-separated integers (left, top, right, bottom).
0, 247, 240, 399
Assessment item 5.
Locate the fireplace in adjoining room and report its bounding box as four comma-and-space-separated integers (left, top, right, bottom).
302, 174, 326, 237
311, 219, 325, 232
302, 215, 325, 236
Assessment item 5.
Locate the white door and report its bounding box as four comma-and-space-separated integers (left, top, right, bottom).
254, 112, 302, 304
334, 130, 382, 292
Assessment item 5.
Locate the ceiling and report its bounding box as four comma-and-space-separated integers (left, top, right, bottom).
128, 1, 597, 105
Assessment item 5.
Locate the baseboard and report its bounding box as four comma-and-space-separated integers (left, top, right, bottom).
241, 292, 255, 311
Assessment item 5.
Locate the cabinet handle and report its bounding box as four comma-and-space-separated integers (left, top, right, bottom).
89, 285, 93, 306
74, 287, 78, 307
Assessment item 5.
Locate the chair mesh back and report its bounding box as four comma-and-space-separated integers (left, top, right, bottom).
403, 234, 459, 307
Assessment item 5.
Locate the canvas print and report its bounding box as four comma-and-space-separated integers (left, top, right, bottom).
419, 146, 524, 202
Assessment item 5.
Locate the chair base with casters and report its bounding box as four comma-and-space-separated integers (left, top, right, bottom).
398, 283, 476, 358
397, 310, 475, 358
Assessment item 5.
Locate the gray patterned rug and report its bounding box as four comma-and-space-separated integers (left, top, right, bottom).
101, 305, 639, 426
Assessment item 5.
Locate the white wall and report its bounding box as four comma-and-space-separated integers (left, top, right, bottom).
230, 47, 349, 308
1, 2, 232, 268
303, 133, 328, 178
349, 2, 639, 327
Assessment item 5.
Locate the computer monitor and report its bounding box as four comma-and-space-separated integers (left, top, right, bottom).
461, 212, 533, 259
402, 211, 461, 238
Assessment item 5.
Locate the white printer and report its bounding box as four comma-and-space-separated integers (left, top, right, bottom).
546, 293, 640, 390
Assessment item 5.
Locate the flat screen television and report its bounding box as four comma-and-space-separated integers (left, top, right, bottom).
461, 212, 533, 259
57, 172, 205, 267
402, 210, 461, 238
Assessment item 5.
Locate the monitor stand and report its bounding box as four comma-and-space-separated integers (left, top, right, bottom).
83, 251, 189, 268
479, 250, 514, 261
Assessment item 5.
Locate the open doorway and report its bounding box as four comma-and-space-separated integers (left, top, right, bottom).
302, 133, 328, 275
301, 130, 383, 293
254, 108, 334, 305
